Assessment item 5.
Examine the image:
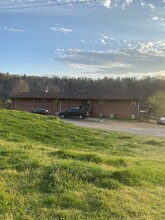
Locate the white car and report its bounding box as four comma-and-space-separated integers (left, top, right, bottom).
158, 117, 165, 125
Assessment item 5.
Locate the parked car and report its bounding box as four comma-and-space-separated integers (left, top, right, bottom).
158, 117, 165, 125
32, 108, 49, 115
59, 107, 87, 119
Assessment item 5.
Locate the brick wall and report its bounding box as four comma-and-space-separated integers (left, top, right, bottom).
12, 99, 82, 116
12, 99, 57, 115
12, 98, 139, 119
90, 100, 138, 119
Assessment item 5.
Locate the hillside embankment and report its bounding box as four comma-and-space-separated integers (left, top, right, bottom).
0, 110, 165, 220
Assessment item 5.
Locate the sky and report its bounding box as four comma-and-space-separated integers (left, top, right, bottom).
0, 0, 165, 79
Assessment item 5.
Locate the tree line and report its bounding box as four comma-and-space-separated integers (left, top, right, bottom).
1, 72, 165, 102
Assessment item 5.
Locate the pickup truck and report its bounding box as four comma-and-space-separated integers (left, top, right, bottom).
59, 107, 87, 119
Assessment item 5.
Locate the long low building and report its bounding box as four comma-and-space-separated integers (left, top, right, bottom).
11, 92, 140, 119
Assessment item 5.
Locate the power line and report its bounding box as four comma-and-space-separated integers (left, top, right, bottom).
0, 0, 96, 11
0, 0, 57, 7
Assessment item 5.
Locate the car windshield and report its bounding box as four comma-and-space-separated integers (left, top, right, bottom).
69, 108, 79, 110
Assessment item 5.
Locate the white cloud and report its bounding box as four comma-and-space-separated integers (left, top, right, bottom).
68, 62, 132, 72
56, 48, 65, 52
101, 0, 135, 9
152, 17, 159, 21
100, 0, 165, 12
125, 0, 133, 6
54, 40, 165, 75
102, 0, 111, 8
81, 39, 86, 43
99, 35, 109, 45
9, 28, 26, 32
50, 27, 72, 35
148, 4, 155, 11
137, 41, 165, 57
141, 2, 155, 11
0, 26, 26, 32
140, 2, 155, 11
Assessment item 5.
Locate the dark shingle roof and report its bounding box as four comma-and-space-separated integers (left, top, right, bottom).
11, 92, 140, 100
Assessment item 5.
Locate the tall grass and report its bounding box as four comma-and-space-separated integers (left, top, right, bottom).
0, 110, 165, 219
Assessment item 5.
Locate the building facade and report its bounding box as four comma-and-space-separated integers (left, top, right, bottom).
11, 92, 140, 119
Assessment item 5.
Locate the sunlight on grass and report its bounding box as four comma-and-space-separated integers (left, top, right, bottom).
0, 110, 165, 219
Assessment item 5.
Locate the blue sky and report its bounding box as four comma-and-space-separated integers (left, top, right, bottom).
0, 0, 164, 78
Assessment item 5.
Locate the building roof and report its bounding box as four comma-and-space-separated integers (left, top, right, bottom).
11, 92, 140, 100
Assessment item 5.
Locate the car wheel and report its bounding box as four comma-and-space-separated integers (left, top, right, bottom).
79, 115, 83, 119
60, 114, 65, 119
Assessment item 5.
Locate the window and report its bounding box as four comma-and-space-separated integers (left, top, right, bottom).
131, 101, 137, 106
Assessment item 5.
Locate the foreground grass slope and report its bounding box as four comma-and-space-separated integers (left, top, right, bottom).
0, 110, 165, 220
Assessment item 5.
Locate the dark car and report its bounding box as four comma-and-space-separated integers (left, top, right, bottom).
32, 108, 49, 115
59, 107, 86, 119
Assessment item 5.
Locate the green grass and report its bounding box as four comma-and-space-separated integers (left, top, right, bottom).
0, 109, 165, 219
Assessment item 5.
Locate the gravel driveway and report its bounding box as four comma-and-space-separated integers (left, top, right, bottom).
63, 117, 165, 139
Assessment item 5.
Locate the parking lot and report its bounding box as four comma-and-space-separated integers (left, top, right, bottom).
63, 117, 165, 139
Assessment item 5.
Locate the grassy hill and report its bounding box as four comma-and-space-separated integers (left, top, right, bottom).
0, 110, 165, 220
